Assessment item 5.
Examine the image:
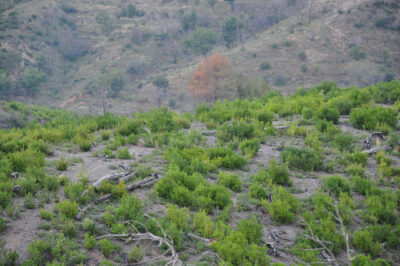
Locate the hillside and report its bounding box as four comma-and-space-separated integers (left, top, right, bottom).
0, 81, 400, 265
0, 0, 399, 114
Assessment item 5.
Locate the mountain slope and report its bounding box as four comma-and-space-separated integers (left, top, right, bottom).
0, 0, 399, 113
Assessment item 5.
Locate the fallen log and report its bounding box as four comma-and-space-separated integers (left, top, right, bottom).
275, 126, 289, 131
76, 173, 161, 219
187, 233, 212, 244
80, 171, 133, 198
94, 174, 162, 204
75, 205, 91, 220
361, 144, 391, 155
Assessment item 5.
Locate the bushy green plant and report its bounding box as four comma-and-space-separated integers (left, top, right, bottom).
55, 199, 79, 220
56, 159, 68, 171
268, 159, 292, 186
266, 186, 299, 225
128, 246, 143, 263
25, 233, 86, 265
62, 220, 77, 238
323, 175, 351, 197
364, 191, 397, 225
115, 194, 143, 221
82, 218, 96, 234
239, 138, 260, 158
217, 172, 242, 192
0, 239, 19, 266
84, 233, 96, 250
116, 147, 131, 159
237, 215, 263, 244
0, 217, 7, 233
192, 210, 214, 238
217, 120, 255, 143
100, 130, 111, 141
346, 163, 365, 177
352, 175, 372, 195
24, 192, 36, 209
316, 105, 340, 124
350, 106, 397, 130
166, 204, 190, 231
281, 146, 323, 172
135, 164, 153, 179
353, 229, 381, 257
98, 239, 114, 257
333, 133, 354, 152
39, 209, 52, 220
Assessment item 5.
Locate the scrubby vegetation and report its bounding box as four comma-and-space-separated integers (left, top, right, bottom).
0, 80, 399, 265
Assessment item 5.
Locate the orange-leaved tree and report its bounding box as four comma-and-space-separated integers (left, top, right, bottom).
189, 53, 233, 104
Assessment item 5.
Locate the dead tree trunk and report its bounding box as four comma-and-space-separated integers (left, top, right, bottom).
80, 171, 133, 198
361, 144, 391, 155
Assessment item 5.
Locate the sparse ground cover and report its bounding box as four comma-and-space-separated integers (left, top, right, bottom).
0, 80, 400, 265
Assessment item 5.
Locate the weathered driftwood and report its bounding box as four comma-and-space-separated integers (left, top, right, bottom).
275, 126, 289, 131
75, 205, 91, 220
94, 174, 161, 204
187, 233, 212, 244
80, 171, 132, 198
96, 214, 181, 266
361, 144, 391, 155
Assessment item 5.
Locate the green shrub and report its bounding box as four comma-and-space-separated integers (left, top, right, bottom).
115, 194, 143, 221
352, 176, 372, 195
333, 133, 354, 152
55, 199, 79, 220
39, 209, 52, 220
135, 164, 153, 179
353, 229, 381, 257
217, 120, 255, 143
268, 159, 291, 186
76, 137, 92, 152
352, 254, 390, 266
346, 163, 365, 177
192, 210, 214, 238
56, 159, 68, 171
166, 204, 190, 231
82, 218, 96, 234
218, 172, 242, 192
364, 191, 397, 225
316, 105, 340, 124
350, 106, 397, 130
266, 186, 299, 225
0, 217, 7, 233
62, 220, 77, 238
84, 233, 96, 250
116, 147, 131, 159
25, 233, 86, 265
237, 215, 263, 244
24, 193, 36, 209
128, 246, 143, 263
281, 146, 323, 172
239, 138, 260, 158
102, 148, 115, 158
0, 239, 19, 266
302, 107, 314, 120
100, 130, 111, 141
248, 183, 268, 200
323, 175, 351, 197
98, 239, 114, 257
